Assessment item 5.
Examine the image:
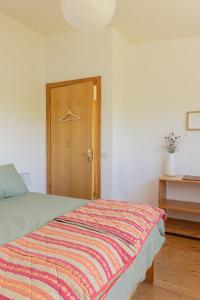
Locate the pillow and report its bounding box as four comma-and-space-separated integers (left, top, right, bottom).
0, 164, 28, 199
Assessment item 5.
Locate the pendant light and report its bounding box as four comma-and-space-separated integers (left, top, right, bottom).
61, 0, 116, 32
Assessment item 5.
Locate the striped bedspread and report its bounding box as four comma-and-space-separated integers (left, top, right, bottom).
0, 199, 165, 300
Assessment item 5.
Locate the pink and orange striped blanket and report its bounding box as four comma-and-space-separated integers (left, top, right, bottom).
0, 199, 165, 300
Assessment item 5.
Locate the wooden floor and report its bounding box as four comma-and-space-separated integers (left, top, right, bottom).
132, 234, 200, 300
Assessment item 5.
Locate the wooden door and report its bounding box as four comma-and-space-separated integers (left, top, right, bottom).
46, 77, 101, 200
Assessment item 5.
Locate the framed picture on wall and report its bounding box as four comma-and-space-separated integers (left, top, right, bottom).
187, 111, 200, 130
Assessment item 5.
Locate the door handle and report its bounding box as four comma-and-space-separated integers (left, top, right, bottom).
87, 149, 93, 163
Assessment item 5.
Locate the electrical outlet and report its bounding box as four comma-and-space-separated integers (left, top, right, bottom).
20, 173, 31, 187
101, 153, 108, 159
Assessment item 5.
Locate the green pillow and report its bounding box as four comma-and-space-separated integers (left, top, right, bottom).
0, 164, 28, 199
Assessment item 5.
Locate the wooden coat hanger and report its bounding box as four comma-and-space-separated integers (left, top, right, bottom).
59, 109, 81, 123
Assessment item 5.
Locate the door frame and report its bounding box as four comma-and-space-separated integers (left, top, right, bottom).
46, 76, 101, 198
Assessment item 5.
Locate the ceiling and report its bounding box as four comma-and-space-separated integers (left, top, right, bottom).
1, 0, 200, 42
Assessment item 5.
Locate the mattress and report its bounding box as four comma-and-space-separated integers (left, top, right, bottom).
0, 193, 165, 299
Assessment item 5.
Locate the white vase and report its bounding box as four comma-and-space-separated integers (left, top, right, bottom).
165, 153, 176, 176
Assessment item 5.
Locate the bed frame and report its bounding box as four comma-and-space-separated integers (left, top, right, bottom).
130, 261, 154, 299
145, 262, 154, 284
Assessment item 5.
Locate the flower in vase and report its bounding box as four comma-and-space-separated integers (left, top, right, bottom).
164, 131, 182, 153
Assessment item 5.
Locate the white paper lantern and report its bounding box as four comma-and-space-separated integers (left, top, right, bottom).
60, 0, 116, 32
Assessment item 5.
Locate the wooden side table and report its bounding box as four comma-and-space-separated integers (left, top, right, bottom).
159, 176, 200, 239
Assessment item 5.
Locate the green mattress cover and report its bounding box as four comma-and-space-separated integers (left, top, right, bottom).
0, 192, 88, 245
104, 219, 165, 299
0, 192, 165, 299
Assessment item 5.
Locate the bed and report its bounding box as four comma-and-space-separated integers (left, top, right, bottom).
0, 165, 165, 299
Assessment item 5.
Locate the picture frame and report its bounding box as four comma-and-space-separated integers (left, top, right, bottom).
187, 111, 200, 130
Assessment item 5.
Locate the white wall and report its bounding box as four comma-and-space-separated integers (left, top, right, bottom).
1, 9, 200, 206
45, 30, 200, 206
45, 30, 114, 198
112, 34, 200, 210
112, 30, 132, 199
0, 12, 45, 192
